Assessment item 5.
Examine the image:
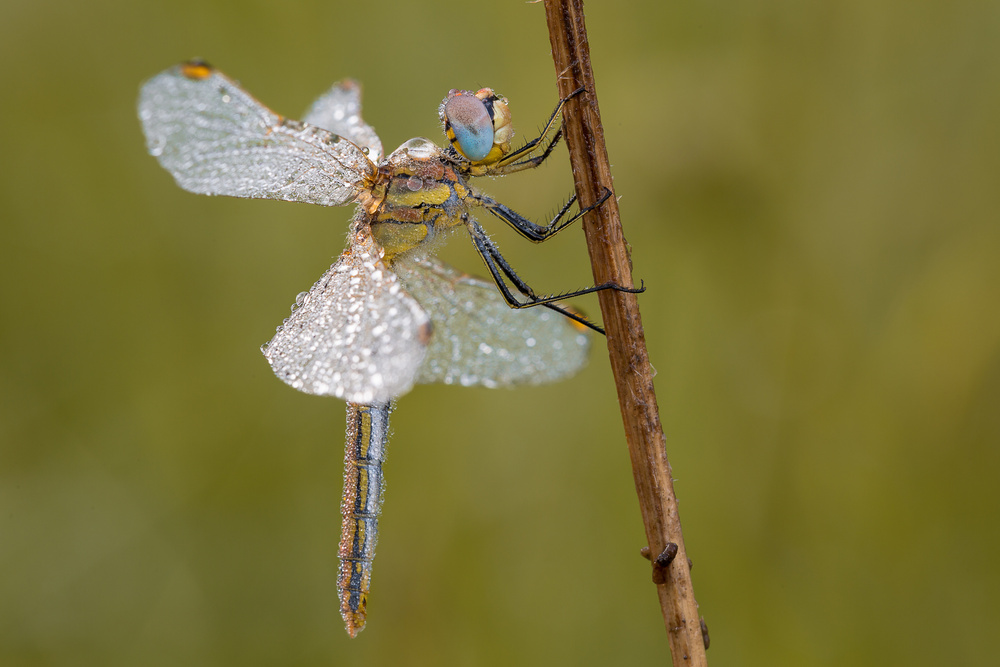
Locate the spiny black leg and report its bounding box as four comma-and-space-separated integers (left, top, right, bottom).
482, 194, 576, 242
467, 224, 541, 306
541, 302, 606, 335
496, 86, 584, 169
467, 219, 644, 316
496, 127, 562, 173
500, 129, 564, 173
468, 228, 607, 334
480, 187, 612, 243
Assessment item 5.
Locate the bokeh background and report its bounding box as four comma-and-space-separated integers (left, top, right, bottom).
2, 0, 998, 665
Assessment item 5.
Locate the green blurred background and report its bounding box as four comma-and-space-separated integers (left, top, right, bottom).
2, 0, 998, 665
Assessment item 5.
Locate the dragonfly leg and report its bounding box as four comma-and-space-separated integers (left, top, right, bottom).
466, 218, 644, 335
495, 128, 564, 174
477, 187, 612, 242
492, 86, 585, 173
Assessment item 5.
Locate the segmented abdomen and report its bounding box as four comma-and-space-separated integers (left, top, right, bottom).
338, 401, 391, 637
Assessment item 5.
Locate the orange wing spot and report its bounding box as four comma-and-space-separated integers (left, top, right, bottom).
180, 60, 213, 80
561, 304, 593, 332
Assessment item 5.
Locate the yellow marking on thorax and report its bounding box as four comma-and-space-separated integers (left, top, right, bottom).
385, 179, 452, 208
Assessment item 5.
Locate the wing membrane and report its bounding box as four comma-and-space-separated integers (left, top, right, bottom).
302, 79, 384, 164
262, 227, 431, 403
138, 62, 375, 206
391, 253, 590, 387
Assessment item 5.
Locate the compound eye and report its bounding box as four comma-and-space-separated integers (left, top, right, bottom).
443, 92, 495, 162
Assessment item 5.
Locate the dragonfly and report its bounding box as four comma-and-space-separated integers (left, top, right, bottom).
138, 60, 635, 637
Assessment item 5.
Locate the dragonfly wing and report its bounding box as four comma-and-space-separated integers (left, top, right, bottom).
263, 227, 431, 403
391, 253, 590, 387
302, 79, 384, 164
138, 62, 375, 206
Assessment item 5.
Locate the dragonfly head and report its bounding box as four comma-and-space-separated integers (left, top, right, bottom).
439, 88, 513, 165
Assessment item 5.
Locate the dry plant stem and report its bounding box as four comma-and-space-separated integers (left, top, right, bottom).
542, 1, 708, 664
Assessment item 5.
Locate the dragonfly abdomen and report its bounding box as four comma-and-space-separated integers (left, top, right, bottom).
338, 401, 392, 637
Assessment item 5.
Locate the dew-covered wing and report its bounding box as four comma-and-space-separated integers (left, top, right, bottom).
302, 79, 384, 164
391, 253, 590, 387
138, 61, 375, 206
262, 228, 431, 403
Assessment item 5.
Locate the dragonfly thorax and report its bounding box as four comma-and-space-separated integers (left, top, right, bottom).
368, 137, 472, 260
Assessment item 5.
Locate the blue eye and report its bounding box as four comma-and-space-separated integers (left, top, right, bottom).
443, 93, 494, 162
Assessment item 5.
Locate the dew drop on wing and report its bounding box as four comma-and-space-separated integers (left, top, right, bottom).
292, 291, 309, 312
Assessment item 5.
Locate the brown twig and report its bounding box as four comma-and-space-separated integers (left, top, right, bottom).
542, 1, 708, 664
